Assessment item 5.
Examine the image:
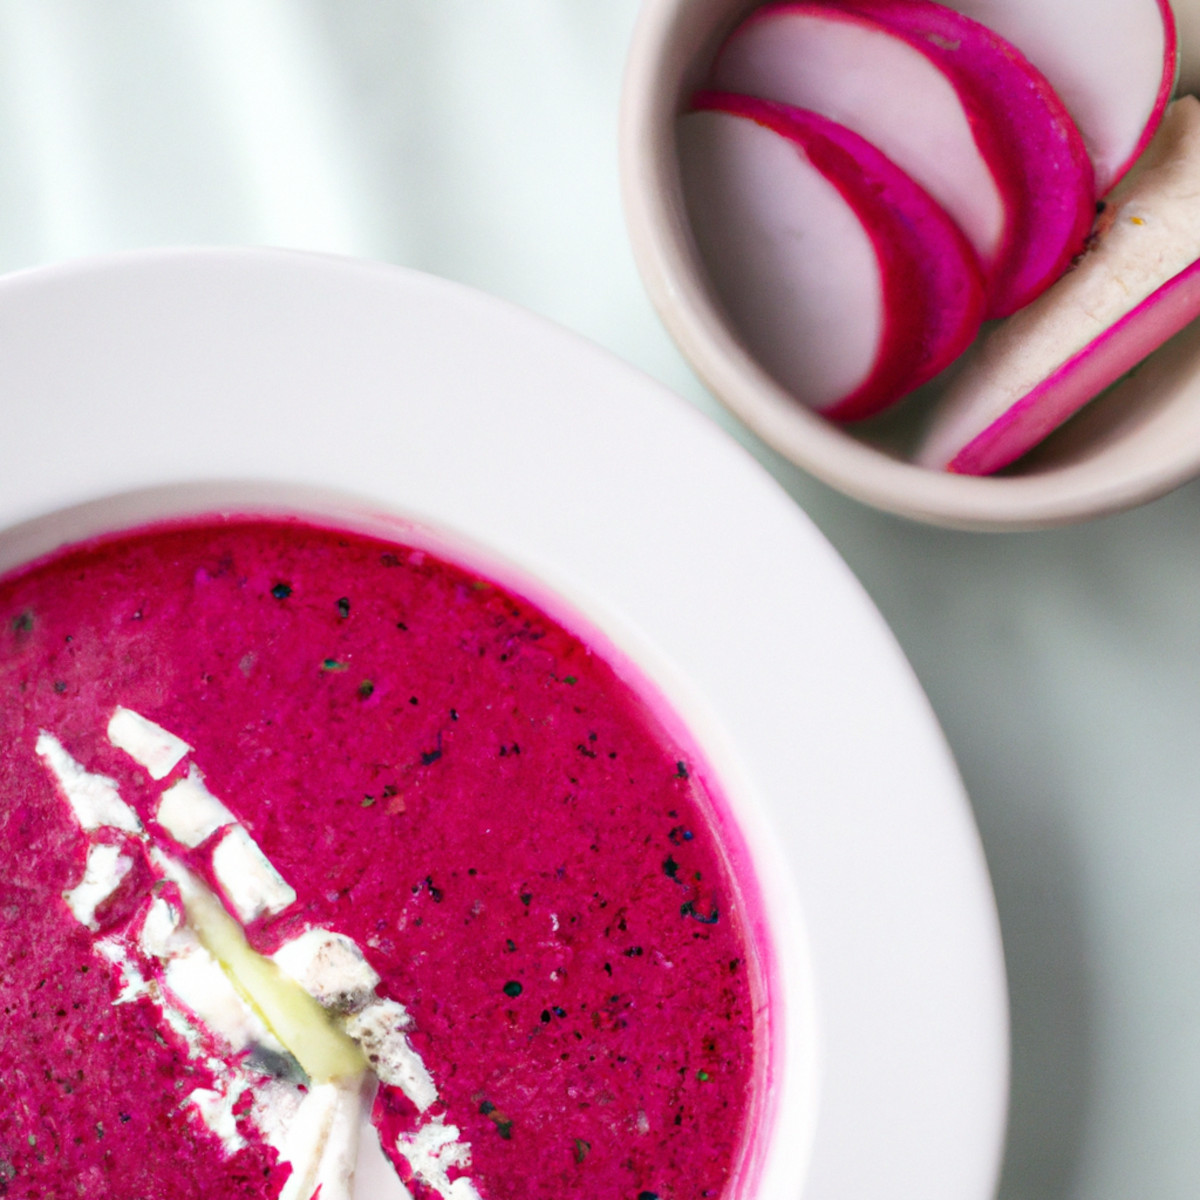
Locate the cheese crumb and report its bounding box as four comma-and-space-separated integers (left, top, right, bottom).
157, 766, 236, 848
186, 1086, 248, 1155
94, 936, 150, 1003
341, 1000, 436, 1110
35, 731, 142, 833
394, 1116, 481, 1199
272, 928, 381, 1013
63, 842, 134, 930
211, 825, 297, 922
277, 1076, 370, 1200
107, 707, 191, 780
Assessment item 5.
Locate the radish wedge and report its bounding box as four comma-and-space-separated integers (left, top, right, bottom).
678, 93, 985, 420
918, 96, 1200, 475
712, 1, 1095, 316
937, 0, 1177, 195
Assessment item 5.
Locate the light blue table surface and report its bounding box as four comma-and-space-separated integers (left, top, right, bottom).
2, 5, 1198, 1197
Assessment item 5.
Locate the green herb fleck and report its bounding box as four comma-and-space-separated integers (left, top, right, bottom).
336, 596, 351, 618
696, 1070, 710, 1082
357, 679, 375, 699
321, 658, 347, 672
361, 795, 376, 808
574, 1138, 591, 1163
563, 675, 577, 685
503, 980, 523, 998
271, 583, 292, 600
495, 1119, 513, 1140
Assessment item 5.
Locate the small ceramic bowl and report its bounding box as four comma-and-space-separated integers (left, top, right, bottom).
619, 0, 1200, 530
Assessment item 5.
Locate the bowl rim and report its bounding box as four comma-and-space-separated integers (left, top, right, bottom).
0, 244, 1008, 1200
617, 0, 1200, 530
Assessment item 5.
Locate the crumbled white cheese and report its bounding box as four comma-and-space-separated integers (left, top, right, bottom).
443, 1175, 484, 1199
139, 892, 193, 960
37, 728, 372, 1180
186, 1085, 248, 1155
277, 1076, 371, 1200
161, 946, 275, 1055
156, 765, 236, 848
63, 841, 134, 930
394, 1116, 480, 1200
272, 928, 381, 1013
211, 825, 297, 923
341, 999, 436, 1110
35, 731, 143, 833
94, 935, 151, 1003
107, 706, 191, 780
149, 849, 364, 1083
248, 1077, 308, 1152
134, 884, 283, 1059
157, 984, 211, 1056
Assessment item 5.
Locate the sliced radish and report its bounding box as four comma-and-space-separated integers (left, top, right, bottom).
678, 93, 985, 419
917, 96, 1200, 475
711, 0, 1095, 316
937, 0, 1177, 195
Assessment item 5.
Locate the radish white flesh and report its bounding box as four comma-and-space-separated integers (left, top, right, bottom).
712, 4, 1007, 278
678, 94, 985, 419
713, 0, 1095, 317
937, 0, 1177, 195
918, 96, 1200, 475
678, 108, 890, 414
829, 0, 1096, 315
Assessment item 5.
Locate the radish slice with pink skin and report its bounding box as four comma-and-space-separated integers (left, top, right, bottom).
918, 96, 1200, 475
937, 0, 1177, 195
712, 1, 1095, 316
679, 93, 985, 419
711, 5, 1007, 283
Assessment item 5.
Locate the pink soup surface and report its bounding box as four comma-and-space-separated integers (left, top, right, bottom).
0, 518, 765, 1200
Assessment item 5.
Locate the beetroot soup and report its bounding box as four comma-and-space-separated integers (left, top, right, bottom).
0, 518, 768, 1200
